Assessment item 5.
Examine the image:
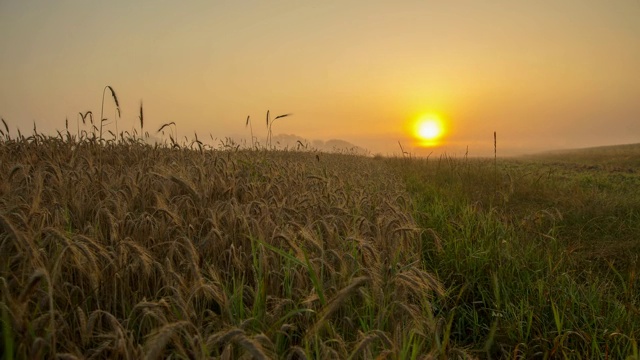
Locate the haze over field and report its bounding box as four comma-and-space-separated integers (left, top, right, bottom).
1, 1, 639, 156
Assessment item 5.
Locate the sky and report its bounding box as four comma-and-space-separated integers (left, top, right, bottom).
1, 0, 639, 157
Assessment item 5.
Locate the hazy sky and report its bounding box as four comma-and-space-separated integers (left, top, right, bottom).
1, 1, 639, 156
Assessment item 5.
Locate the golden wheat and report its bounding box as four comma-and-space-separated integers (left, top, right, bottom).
0, 132, 446, 358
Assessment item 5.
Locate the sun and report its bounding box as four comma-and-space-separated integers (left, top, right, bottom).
414, 114, 445, 145
418, 121, 441, 140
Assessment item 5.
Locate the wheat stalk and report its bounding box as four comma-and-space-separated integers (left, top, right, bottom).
139, 101, 144, 136
99, 85, 121, 142
143, 320, 189, 360
245, 115, 254, 149
1, 117, 9, 140
306, 276, 369, 337
266, 111, 292, 148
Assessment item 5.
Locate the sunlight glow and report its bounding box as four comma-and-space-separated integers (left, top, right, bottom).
413, 114, 445, 147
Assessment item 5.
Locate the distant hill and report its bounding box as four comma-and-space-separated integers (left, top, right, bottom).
254, 133, 369, 156
521, 142, 640, 170
144, 132, 369, 156
536, 143, 640, 156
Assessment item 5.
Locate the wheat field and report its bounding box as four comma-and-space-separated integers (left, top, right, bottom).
0, 132, 450, 359
1, 128, 639, 359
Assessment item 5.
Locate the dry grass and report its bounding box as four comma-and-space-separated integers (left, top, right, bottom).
0, 133, 451, 358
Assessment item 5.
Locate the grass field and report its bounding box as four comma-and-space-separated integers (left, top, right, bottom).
1, 131, 638, 359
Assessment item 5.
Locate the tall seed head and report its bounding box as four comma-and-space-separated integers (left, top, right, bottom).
107, 86, 121, 118
139, 101, 144, 131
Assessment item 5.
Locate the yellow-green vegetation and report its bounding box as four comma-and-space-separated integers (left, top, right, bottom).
393, 149, 640, 359
1, 127, 639, 359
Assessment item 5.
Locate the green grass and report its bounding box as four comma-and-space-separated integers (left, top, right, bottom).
388, 150, 640, 358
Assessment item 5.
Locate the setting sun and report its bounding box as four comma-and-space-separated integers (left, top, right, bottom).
414, 114, 445, 146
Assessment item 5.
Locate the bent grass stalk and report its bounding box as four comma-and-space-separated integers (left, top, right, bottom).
265, 110, 292, 148
100, 85, 121, 142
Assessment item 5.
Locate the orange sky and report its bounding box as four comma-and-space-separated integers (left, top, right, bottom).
1, 1, 639, 156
